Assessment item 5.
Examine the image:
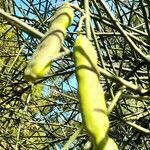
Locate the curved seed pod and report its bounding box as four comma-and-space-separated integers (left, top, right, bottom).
94, 136, 118, 150
24, 5, 74, 82
50, 5, 74, 29
73, 35, 110, 148
102, 137, 118, 150
24, 28, 66, 82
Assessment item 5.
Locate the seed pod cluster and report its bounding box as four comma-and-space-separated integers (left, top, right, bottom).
24, 5, 74, 82
24, 4, 118, 148
73, 35, 118, 149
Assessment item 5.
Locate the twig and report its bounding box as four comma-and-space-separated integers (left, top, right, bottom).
0, 8, 44, 38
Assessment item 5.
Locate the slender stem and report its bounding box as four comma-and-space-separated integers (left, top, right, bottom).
98, 66, 150, 95
0, 8, 44, 38
98, 0, 150, 63
84, 0, 91, 39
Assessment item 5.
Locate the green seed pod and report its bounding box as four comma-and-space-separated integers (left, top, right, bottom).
102, 137, 118, 150
73, 35, 109, 148
24, 5, 74, 82
94, 136, 118, 150
24, 28, 66, 82
50, 5, 74, 29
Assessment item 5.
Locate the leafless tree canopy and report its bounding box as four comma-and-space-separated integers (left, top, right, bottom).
0, 0, 149, 149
